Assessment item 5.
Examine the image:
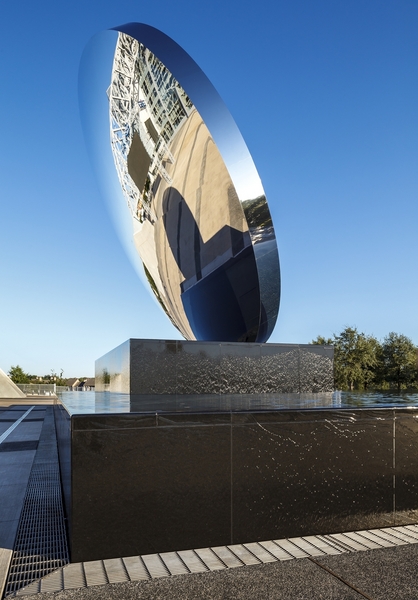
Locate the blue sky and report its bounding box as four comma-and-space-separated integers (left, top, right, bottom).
0, 0, 417, 377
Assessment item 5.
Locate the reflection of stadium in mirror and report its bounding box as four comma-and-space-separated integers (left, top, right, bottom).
86, 25, 280, 343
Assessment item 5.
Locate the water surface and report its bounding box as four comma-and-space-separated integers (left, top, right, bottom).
57, 390, 418, 415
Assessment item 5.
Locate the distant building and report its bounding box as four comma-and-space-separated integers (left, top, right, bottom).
65, 378, 80, 390
81, 378, 95, 391
64, 378, 95, 391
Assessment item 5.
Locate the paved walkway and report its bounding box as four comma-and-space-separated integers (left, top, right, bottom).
0, 404, 46, 597
0, 402, 68, 599
0, 398, 55, 408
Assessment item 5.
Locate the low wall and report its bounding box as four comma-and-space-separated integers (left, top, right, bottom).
55, 402, 418, 563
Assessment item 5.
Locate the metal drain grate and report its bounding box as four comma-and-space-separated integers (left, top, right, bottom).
4, 409, 69, 597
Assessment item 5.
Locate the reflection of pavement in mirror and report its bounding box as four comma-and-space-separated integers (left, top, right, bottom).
151, 110, 249, 338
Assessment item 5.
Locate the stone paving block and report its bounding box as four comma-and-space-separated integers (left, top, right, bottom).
228, 544, 261, 566
246, 541, 283, 562
287, 536, 326, 556
40, 568, 63, 593
141, 554, 169, 578
328, 533, 370, 551
0, 547, 12, 598
257, 540, 294, 561
303, 535, 345, 555
83, 560, 108, 587
193, 548, 224, 571
370, 528, 408, 545
103, 558, 129, 583
356, 529, 396, 547
122, 556, 149, 581
177, 550, 210, 574
342, 531, 383, 550
62, 563, 86, 590
211, 546, 243, 568
159, 552, 190, 575
271, 539, 309, 559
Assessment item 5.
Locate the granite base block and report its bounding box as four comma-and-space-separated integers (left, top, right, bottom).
95, 339, 334, 395
54, 403, 418, 563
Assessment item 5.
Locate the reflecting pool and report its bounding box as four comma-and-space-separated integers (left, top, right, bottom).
57, 390, 418, 415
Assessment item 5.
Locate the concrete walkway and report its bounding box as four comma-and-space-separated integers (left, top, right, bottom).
0, 405, 47, 597
0, 398, 55, 408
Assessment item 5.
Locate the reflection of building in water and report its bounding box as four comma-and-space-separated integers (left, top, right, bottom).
108, 33, 192, 225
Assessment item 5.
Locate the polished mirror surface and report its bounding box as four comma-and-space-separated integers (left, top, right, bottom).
80, 24, 280, 342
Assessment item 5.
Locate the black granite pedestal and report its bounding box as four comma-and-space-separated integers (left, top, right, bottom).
94, 339, 334, 396
55, 398, 418, 563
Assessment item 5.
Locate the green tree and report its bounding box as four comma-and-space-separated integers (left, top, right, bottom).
51, 369, 67, 386
8, 365, 31, 384
380, 333, 418, 389
312, 336, 333, 345
333, 327, 379, 391
41, 369, 67, 386
360, 335, 381, 390
56, 369, 67, 386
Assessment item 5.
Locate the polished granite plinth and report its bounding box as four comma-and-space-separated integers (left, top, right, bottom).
95, 339, 334, 395
55, 396, 418, 563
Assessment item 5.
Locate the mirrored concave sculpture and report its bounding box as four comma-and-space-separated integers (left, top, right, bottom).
79, 23, 280, 343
